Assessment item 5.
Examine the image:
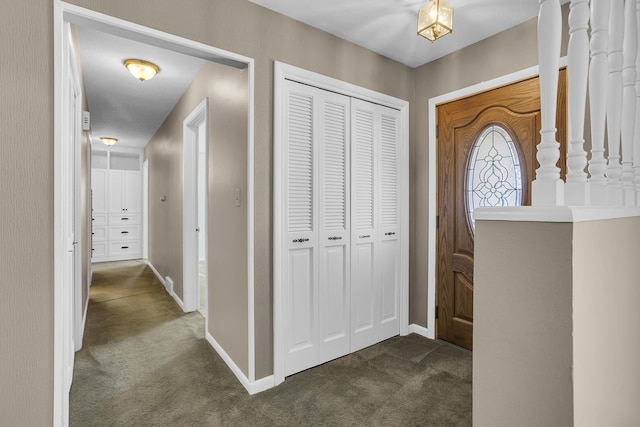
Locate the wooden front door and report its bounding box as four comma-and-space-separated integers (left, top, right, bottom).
436, 71, 567, 350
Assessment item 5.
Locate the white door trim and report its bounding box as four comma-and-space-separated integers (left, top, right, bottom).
68, 35, 84, 353
54, 0, 256, 420
425, 58, 568, 340
183, 98, 208, 313
142, 158, 149, 260
273, 61, 410, 386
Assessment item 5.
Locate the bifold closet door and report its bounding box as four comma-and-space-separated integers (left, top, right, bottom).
283, 80, 351, 376
350, 98, 401, 352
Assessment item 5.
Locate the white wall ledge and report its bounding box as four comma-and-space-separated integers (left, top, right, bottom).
475, 206, 640, 223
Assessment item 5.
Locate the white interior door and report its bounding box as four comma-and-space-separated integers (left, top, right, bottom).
183, 98, 208, 313
283, 83, 319, 375
317, 88, 351, 365
350, 99, 401, 352
280, 78, 403, 377
283, 81, 352, 375
350, 102, 377, 351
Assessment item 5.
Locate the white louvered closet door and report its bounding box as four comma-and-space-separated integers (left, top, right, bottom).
350, 99, 401, 352
283, 80, 351, 376
317, 89, 351, 365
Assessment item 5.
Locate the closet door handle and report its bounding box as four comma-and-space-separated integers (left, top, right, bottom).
328, 236, 342, 241
292, 238, 309, 243
358, 234, 371, 239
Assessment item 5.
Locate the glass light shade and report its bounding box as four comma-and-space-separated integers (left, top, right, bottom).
100, 137, 118, 146
124, 59, 159, 81
418, 0, 453, 42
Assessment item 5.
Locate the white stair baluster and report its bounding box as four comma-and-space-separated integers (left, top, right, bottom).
622, 0, 638, 206
606, 0, 624, 205
635, 0, 640, 204
534, 0, 565, 206
566, 0, 591, 205
588, 0, 611, 205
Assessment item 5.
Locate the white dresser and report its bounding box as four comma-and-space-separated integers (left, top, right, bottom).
91, 147, 143, 262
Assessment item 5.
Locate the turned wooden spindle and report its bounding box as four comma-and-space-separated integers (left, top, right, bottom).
622, 0, 639, 206
534, 0, 564, 206
588, 0, 611, 205
566, 0, 591, 205
606, 0, 624, 205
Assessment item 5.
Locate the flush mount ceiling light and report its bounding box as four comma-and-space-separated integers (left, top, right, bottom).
123, 58, 160, 81
418, 0, 453, 42
100, 137, 118, 146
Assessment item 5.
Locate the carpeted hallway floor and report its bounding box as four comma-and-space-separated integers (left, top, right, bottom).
70, 260, 472, 426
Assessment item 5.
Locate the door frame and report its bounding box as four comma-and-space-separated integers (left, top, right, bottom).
183, 98, 209, 313
273, 61, 410, 386
142, 158, 149, 260
425, 57, 568, 339
54, 1, 256, 423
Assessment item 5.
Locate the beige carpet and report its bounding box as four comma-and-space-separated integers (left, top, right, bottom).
70, 261, 472, 426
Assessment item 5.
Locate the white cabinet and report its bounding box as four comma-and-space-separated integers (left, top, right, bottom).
281, 81, 402, 376
91, 148, 143, 262
108, 170, 141, 213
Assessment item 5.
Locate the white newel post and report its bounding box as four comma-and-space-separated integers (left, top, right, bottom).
635, 0, 640, 204
588, 0, 611, 205
534, 0, 565, 206
622, 0, 638, 206
566, 0, 591, 205
606, 0, 624, 205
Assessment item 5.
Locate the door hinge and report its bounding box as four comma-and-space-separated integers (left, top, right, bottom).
436, 215, 440, 229
435, 124, 439, 138
435, 305, 439, 319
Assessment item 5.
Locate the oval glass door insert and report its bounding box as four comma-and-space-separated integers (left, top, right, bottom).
466, 124, 523, 230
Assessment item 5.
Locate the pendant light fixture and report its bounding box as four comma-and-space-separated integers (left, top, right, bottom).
100, 137, 118, 146
123, 58, 160, 81
418, 0, 453, 42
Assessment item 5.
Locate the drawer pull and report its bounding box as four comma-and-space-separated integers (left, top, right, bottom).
385, 232, 396, 236
292, 238, 309, 243
121, 231, 129, 234
359, 234, 371, 239
121, 218, 129, 221
121, 246, 129, 249
328, 236, 342, 241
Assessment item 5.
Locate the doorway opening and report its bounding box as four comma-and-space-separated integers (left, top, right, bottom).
54, 2, 256, 424
433, 69, 567, 350
183, 98, 209, 315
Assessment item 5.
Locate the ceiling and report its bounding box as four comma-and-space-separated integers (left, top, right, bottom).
76, 0, 569, 150
249, 0, 569, 68
76, 26, 206, 149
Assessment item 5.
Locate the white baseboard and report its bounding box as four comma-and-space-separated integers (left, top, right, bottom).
75, 295, 89, 351
409, 323, 435, 339
146, 261, 186, 311
205, 332, 275, 395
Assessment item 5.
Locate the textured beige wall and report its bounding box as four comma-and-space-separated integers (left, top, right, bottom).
70, 0, 414, 379
410, 5, 570, 326
145, 61, 250, 374
573, 217, 640, 426
474, 220, 574, 427
0, 0, 54, 424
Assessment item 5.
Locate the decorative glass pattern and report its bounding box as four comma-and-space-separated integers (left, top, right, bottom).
466, 124, 523, 230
